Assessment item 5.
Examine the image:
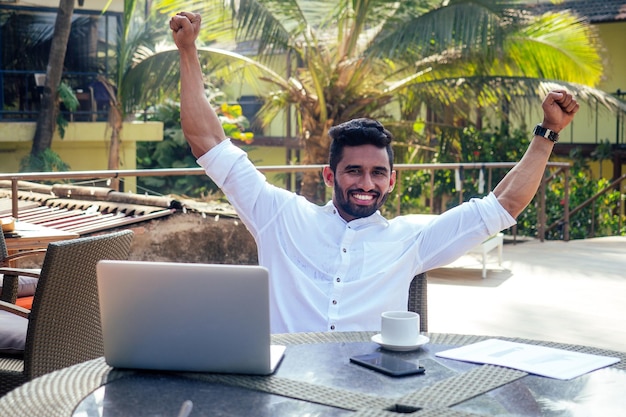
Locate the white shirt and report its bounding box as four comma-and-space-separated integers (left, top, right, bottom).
198, 140, 516, 334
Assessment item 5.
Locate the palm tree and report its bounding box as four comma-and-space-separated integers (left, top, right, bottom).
13, 0, 198, 177
88, 1, 253, 190
156, 0, 622, 202
95, 1, 189, 190
95, 1, 160, 189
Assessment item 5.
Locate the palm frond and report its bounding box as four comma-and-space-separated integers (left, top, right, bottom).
155, 0, 237, 45
368, 1, 511, 61
503, 12, 603, 86
122, 46, 290, 113
405, 76, 626, 115
121, 49, 181, 113
228, 0, 303, 56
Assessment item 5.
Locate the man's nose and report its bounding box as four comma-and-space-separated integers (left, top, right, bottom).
359, 173, 375, 190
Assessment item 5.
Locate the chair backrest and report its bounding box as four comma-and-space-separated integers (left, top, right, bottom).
0, 229, 8, 263
408, 273, 428, 332
24, 230, 133, 379
0, 232, 17, 303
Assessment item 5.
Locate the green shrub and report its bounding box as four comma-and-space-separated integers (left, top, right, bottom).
136, 100, 254, 199
389, 125, 625, 239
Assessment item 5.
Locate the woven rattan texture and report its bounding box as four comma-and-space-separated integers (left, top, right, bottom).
0, 231, 18, 302
0, 229, 8, 260
0, 357, 111, 416
183, 365, 520, 414
185, 372, 394, 411
396, 365, 526, 409
0, 230, 134, 397
272, 331, 376, 345
0, 274, 18, 302
2, 332, 625, 416
349, 409, 486, 417
350, 410, 412, 417
408, 273, 428, 332
412, 409, 487, 417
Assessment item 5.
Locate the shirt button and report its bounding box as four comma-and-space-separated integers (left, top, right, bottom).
342, 248, 347, 253
330, 325, 336, 330
336, 277, 341, 282
332, 300, 337, 305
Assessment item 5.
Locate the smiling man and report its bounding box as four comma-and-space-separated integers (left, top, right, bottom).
170, 12, 579, 334
324, 118, 396, 221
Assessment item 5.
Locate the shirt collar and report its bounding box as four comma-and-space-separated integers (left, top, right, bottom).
324, 201, 389, 228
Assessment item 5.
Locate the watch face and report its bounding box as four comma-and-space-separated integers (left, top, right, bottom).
534, 125, 546, 136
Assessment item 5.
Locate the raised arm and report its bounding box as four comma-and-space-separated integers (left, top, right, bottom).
494, 90, 579, 218
170, 12, 226, 158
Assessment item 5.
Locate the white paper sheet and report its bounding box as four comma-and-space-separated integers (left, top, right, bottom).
435, 339, 620, 380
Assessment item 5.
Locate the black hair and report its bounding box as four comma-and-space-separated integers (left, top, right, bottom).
328, 118, 394, 172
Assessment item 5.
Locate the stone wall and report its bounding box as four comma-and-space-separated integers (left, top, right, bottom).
122, 211, 259, 265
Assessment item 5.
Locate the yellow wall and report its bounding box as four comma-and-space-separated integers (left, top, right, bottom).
245, 144, 292, 186
0, 121, 163, 192
567, 21, 625, 145
24, 0, 122, 12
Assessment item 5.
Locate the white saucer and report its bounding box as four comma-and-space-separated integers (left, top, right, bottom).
371, 334, 430, 352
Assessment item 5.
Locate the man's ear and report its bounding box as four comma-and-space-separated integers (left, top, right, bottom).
322, 166, 334, 187
388, 170, 397, 192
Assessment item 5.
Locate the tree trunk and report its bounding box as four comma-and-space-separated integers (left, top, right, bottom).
31, 0, 75, 156
96, 75, 123, 191
107, 103, 123, 191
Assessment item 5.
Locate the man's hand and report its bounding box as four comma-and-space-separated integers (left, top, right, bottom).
541, 90, 579, 133
170, 12, 201, 51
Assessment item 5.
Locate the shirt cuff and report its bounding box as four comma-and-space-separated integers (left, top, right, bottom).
480, 192, 517, 234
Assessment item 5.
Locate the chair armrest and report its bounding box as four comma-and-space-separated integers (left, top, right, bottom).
0, 267, 41, 279
0, 299, 30, 318
0, 249, 47, 267
0, 268, 41, 303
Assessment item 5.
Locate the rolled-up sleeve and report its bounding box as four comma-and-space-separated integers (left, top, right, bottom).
472, 192, 516, 234
196, 139, 249, 187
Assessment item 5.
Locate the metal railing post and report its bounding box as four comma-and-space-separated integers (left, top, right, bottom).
539, 174, 546, 242
11, 178, 18, 220
563, 166, 570, 241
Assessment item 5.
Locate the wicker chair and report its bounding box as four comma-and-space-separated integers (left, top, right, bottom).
408, 272, 428, 332
0, 230, 46, 304
0, 230, 134, 397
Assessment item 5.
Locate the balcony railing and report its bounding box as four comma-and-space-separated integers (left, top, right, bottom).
0, 70, 109, 122
1, 162, 592, 241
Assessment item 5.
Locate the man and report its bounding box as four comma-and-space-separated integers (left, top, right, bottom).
170, 12, 579, 334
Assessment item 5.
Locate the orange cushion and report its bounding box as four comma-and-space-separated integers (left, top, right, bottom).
16, 296, 33, 310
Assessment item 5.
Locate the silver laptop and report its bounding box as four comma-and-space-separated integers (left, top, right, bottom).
96, 260, 285, 375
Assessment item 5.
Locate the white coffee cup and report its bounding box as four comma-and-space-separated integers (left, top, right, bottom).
380, 311, 420, 346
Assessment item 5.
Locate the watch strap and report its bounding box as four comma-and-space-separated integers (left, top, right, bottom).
533, 124, 559, 143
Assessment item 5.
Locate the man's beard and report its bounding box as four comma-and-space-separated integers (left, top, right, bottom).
334, 179, 390, 219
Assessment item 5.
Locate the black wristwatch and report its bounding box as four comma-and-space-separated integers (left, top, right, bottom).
533, 124, 559, 143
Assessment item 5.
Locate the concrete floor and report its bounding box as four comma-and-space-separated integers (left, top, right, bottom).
427, 236, 626, 354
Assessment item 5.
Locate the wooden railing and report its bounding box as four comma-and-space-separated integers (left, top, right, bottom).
0, 161, 575, 240
546, 172, 626, 239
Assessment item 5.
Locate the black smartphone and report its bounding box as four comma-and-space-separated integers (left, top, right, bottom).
350, 352, 425, 377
